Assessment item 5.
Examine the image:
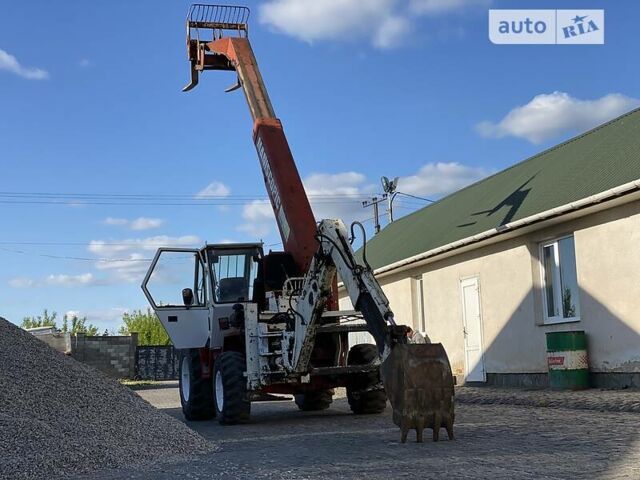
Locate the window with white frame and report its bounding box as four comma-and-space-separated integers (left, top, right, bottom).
540, 235, 580, 323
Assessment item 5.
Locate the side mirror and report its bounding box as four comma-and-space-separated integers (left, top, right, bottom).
182, 288, 194, 307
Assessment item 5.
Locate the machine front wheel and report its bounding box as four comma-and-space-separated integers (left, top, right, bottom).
179, 349, 215, 421
213, 351, 251, 424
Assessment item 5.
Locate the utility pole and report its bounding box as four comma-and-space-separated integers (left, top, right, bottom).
381, 176, 399, 223
362, 195, 387, 234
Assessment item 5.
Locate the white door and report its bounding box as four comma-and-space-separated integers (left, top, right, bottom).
460, 276, 486, 382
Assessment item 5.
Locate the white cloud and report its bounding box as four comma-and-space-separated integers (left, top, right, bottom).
8, 277, 35, 288
103, 217, 164, 231
234, 163, 488, 238
259, 0, 408, 49
476, 92, 640, 144
399, 162, 488, 197
130, 217, 164, 231
103, 217, 128, 227
79, 59, 90, 67
241, 200, 273, 222
45, 273, 96, 287
65, 307, 133, 331
408, 0, 489, 15
237, 200, 275, 238
373, 15, 411, 49
305, 172, 375, 222
259, 0, 484, 49
0, 49, 49, 80
196, 181, 231, 198
236, 172, 375, 238
89, 235, 200, 256
9, 273, 99, 288
95, 253, 151, 283
89, 235, 201, 283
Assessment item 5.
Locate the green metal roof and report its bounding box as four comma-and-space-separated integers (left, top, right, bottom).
362, 107, 640, 271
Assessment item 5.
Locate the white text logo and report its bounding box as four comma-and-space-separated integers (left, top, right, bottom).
489, 10, 604, 45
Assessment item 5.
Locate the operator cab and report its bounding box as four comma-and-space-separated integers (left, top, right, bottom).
141, 243, 263, 349
202, 243, 262, 305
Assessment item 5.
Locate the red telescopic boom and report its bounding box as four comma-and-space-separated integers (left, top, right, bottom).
183, 5, 317, 274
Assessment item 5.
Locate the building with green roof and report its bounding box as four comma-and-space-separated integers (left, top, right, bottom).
340, 108, 640, 388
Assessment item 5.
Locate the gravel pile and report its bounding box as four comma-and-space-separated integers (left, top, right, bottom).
0, 317, 213, 480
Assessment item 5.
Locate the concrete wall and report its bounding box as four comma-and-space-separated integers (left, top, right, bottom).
71, 333, 138, 378
340, 199, 640, 387
35, 332, 72, 354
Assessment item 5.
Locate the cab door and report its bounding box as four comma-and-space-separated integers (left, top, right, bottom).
142, 248, 210, 349
207, 247, 261, 349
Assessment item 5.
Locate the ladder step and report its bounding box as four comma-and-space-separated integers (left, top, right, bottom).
315, 323, 370, 334
310, 363, 378, 376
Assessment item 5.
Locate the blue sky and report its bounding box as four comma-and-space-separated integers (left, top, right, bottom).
1, 0, 638, 330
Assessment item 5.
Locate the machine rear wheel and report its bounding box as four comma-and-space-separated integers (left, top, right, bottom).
346, 344, 387, 414
179, 349, 215, 421
294, 389, 333, 411
213, 351, 251, 424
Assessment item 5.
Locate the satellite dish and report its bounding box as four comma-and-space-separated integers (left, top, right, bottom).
381, 176, 390, 192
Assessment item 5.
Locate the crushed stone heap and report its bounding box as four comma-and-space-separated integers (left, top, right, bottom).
0, 318, 213, 480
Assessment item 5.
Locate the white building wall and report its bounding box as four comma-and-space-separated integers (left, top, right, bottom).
339, 199, 640, 379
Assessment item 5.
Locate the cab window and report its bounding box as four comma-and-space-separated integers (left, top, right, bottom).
145, 250, 206, 308
210, 248, 260, 303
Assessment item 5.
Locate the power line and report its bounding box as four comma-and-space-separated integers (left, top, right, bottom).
0, 191, 375, 198
396, 192, 436, 203
0, 241, 186, 246
0, 247, 152, 263
0, 199, 377, 207
0, 191, 383, 207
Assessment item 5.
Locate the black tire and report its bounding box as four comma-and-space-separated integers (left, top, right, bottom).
346, 344, 387, 414
294, 389, 334, 411
213, 352, 251, 425
179, 349, 215, 421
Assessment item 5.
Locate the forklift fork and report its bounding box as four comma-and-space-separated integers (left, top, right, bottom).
182, 4, 250, 92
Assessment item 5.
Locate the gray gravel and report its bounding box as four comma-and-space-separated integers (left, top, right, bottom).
0, 318, 214, 480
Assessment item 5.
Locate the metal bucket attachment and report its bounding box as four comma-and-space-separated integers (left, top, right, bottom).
380, 343, 455, 443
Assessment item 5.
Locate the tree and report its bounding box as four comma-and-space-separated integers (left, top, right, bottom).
562, 287, 576, 318
62, 314, 99, 336
21, 309, 58, 330
118, 308, 170, 346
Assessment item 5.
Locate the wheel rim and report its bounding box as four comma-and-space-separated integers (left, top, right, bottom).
181, 356, 191, 403
215, 371, 224, 411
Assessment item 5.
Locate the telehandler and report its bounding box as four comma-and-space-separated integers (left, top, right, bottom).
142, 4, 454, 443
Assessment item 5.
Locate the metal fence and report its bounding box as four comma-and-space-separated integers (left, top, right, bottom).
135, 345, 179, 380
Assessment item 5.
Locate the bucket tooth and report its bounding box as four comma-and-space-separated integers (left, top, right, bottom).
400, 422, 409, 444
415, 415, 425, 443
432, 412, 442, 442
446, 418, 455, 440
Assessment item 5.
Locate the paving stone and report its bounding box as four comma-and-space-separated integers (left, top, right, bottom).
455, 386, 640, 413
74, 386, 640, 480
